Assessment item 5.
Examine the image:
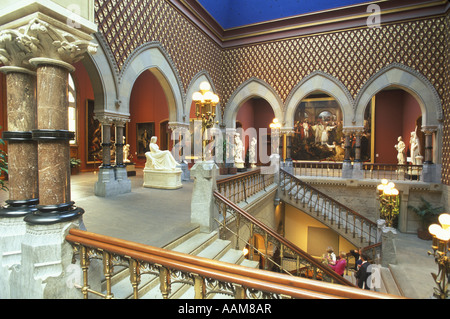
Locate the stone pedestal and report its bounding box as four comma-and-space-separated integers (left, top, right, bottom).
381, 226, 398, 267
177, 161, 190, 181
342, 161, 353, 179
143, 168, 182, 189
190, 161, 219, 232
235, 160, 245, 169
352, 161, 364, 179
125, 162, 136, 177
9, 219, 86, 298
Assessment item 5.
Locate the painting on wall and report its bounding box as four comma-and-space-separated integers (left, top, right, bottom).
137, 122, 155, 157
86, 99, 102, 164
291, 97, 372, 162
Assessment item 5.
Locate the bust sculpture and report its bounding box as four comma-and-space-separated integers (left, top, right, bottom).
145, 136, 178, 170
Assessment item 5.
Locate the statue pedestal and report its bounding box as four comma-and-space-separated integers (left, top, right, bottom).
143, 168, 182, 189
235, 160, 245, 169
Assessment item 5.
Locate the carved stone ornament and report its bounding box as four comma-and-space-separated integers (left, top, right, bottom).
0, 18, 97, 68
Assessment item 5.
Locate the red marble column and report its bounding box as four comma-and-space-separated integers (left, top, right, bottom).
24, 59, 83, 224
0, 67, 39, 217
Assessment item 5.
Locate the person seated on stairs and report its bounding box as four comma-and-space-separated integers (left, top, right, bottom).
329, 251, 347, 276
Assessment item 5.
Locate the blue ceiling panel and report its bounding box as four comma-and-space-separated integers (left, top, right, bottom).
197, 0, 374, 29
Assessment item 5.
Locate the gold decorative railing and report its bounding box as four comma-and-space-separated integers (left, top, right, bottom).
66, 229, 401, 299
280, 169, 378, 246
213, 191, 354, 286
216, 168, 274, 204
292, 161, 343, 178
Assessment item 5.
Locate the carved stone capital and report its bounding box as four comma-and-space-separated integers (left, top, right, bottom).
0, 17, 97, 69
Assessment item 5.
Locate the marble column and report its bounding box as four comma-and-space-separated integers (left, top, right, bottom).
24, 59, 83, 225
342, 129, 353, 178
423, 129, 434, 164
352, 128, 364, 179
113, 119, 131, 192
0, 67, 39, 216
422, 127, 438, 183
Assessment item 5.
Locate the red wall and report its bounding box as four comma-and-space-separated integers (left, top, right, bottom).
72, 61, 94, 171
236, 98, 274, 163
374, 89, 421, 163
129, 70, 169, 167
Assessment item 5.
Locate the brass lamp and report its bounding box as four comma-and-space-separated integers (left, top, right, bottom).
377, 179, 400, 228
428, 213, 450, 299
192, 81, 219, 161
269, 118, 281, 155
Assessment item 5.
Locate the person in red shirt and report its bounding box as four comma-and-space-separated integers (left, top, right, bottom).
330, 251, 347, 276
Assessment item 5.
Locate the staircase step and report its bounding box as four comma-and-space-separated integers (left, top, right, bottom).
171, 231, 218, 255
219, 248, 245, 265
196, 239, 231, 260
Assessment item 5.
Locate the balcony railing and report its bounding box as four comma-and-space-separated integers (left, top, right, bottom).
66, 229, 400, 299
292, 161, 423, 182
216, 168, 274, 204
213, 191, 354, 286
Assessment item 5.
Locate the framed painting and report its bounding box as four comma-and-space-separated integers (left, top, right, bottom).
137, 122, 155, 157
86, 99, 102, 163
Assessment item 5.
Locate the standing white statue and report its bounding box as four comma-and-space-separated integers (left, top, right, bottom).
234, 133, 245, 168
394, 136, 406, 165
123, 144, 131, 163
249, 137, 257, 168
145, 136, 179, 170
410, 131, 421, 165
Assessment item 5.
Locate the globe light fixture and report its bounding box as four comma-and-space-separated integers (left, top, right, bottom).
428, 213, 450, 299
377, 179, 400, 228
192, 81, 219, 161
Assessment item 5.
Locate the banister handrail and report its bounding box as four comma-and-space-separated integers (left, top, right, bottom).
213, 190, 355, 287
66, 229, 402, 299
216, 168, 262, 185
280, 169, 377, 228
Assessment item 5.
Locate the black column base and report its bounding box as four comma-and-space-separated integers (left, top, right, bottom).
0, 198, 39, 218
23, 201, 84, 225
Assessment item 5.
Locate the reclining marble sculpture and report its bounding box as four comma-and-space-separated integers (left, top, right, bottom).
143, 136, 182, 189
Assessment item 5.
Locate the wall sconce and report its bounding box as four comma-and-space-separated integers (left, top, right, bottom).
377, 179, 400, 228
428, 213, 450, 299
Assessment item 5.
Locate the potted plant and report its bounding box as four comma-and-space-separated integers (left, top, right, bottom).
408, 197, 443, 240
0, 128, 8, 192
70, 158, 82, 175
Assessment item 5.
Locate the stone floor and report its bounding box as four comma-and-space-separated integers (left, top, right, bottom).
0, 168, 441, 299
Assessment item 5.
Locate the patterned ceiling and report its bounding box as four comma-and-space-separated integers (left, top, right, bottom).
197, 0, 376, 29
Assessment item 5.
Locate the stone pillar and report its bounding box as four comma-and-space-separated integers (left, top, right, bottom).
342, 128, 353, 178
170, 123, 190, 181
422, 126, 438, 183
191, 161, 219, 232
352, 128, 364, 179
113, 118, 131, 192
0, 68, 38, 216
1, 9, 98, 299
0, 34, 39, 297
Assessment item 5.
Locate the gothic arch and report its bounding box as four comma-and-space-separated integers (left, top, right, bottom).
118, 42, 184, 124
284, 71, 354, 129
354, 63, 442, 129
223, 78, 283, 129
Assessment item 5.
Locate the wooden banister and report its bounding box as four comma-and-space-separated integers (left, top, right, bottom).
67, 228, 403, 299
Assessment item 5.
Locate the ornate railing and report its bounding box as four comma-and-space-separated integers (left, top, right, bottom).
216, 168, 274, 204
292, 161, 423, 182
66, 229, 399, 299
280, 169, 378, 246
362, 163, 423, 181
292, 161, 342, 178
213, 191, 354, 286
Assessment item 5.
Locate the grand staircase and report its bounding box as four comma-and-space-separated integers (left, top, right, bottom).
279, 169, 378, 248
102, 226, 259, 299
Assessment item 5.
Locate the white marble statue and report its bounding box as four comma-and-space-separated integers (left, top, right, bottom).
249, 137, 257, 167
145, 136, 178, 170
410, 131, 421, 165
123, 144, 131, 163
394, 136, 406, 165
234, 133, 244, 163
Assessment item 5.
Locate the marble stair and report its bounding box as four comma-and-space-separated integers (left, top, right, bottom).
102, 226, 259, 299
